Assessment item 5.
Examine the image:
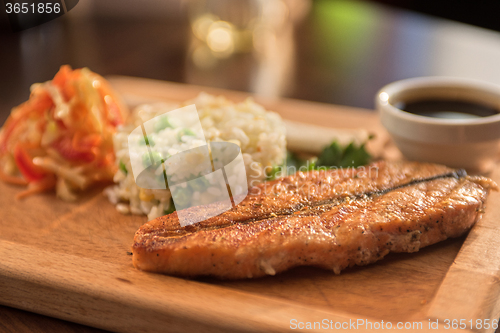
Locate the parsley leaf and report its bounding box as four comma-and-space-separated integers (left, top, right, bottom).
163, 198, 176, 215
316, 141, 371, 168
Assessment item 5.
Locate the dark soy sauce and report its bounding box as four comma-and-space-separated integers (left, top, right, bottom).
395, 99, 499, 119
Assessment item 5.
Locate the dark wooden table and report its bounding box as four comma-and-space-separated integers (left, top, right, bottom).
1, 0, 500, 332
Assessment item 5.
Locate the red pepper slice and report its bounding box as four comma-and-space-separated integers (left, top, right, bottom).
13, 145, 46, 182
51, 136, 95, 163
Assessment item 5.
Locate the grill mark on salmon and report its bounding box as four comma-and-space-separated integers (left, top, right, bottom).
132, 161, 497, 279
162, 169, 466, 235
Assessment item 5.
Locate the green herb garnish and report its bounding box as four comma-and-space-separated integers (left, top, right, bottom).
316, 141, 371, 168
265, 165, 284, 181
163, 198, 176, 215
138, 134, 155, 146
154, 115, 173, 132
142, 151, 163, 167
266, 140, 372, 181
177, 128, 196, 141
172, 186, 193, 209
119, 161, 128, 175
188, 176, 210, 192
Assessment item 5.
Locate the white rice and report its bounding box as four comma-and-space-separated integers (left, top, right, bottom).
105, 92, 286, 220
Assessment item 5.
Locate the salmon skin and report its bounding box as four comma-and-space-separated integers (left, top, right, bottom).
132, 161, 497, 279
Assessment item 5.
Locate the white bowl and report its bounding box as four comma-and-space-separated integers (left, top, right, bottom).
376, 77, 500, 173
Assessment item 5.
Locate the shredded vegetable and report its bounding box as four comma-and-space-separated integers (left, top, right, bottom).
0, 65, 128, 200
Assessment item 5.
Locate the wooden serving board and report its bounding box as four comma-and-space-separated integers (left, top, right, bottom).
1, 77, 500, 333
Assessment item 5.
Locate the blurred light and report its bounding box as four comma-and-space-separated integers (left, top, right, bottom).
207, 21, 235, 57
92, 80, 101, 88
314, 1, 380, 68
104, 95, 113, 104
192, 44, 217, 69
192, 13, 217, 42
261, 0, 288, 29
379, 92, 389, 104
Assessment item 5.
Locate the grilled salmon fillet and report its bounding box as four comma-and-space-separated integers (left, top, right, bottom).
132, 161, 497, 279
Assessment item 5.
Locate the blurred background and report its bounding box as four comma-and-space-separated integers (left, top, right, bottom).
1, 0, 500, 123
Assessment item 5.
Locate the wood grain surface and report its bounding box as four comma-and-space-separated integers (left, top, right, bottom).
0, 305, 108, 333
1, 77, 500, 332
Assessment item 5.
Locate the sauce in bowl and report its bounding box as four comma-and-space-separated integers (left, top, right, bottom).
395, 99, 499, 119
377, 77, 500, 172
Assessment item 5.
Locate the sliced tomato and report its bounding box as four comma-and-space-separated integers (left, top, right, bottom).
97, 85, 124, 127
72, 131, 101, 156
51, 136, 95, 163
13, 145, 47, 182
106, 98, 124, 126
51, 65, 71, 90
29, 89, 54, 112
52, 65, 82, 102
0, 92, 53, 153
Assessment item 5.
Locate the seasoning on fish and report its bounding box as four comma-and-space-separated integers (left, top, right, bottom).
132, 161, 497, 279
